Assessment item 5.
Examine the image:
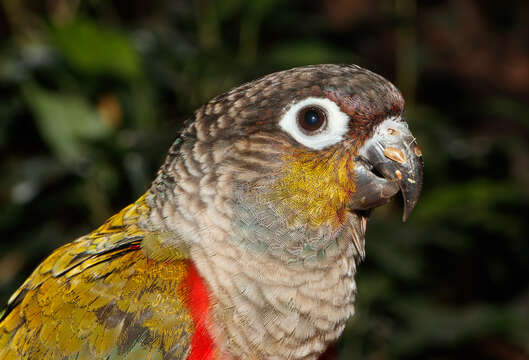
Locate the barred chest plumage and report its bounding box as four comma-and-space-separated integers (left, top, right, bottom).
146, 130, 368, 359
148, 189, 365, 360
145, 64, 422, 359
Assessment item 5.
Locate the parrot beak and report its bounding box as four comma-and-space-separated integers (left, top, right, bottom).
350, 117, 423, 221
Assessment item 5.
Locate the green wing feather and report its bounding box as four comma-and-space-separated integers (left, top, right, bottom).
0, 195, 193, 360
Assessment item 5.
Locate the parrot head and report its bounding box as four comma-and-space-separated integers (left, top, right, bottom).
153, 64, 422, 262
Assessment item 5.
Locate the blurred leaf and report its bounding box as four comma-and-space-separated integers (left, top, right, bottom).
23, 84, 112, 165
8, 156, 67, 204
356, 272, 395, 305
391, 298, 528, 355
368, 237, 424, 282
416, 180, 524, 214
52, 20, 141, 79
267, 41, 350, 67
238, 0, 280, 64
488, 96, 529, 128
216, 0, 245, 20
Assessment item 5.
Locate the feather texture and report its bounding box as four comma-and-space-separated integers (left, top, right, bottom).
0, 195, 211, 360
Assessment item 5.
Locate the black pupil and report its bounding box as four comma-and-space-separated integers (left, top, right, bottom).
305, 110, 320, 126
300, 108, 325, 131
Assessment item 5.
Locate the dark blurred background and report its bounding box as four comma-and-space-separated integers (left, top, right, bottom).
0, 0, 528, 359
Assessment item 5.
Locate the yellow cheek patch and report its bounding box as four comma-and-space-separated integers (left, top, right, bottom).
271, 149, 356, 228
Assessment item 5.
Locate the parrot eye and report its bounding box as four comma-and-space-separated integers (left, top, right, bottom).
297, 106, 327, 133
279, 97, 350, 150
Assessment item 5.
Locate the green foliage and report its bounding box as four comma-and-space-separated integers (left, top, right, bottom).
24, 84, 112, 164
52, 20, 142, 79
0, 1, 528, 359
267, 41, 350, 68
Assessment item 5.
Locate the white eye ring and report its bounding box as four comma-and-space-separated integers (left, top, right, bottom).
279, 97, 350, 150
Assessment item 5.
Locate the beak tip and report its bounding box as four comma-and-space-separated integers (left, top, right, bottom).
401, 196, 420, 222
402, 205, 410, 222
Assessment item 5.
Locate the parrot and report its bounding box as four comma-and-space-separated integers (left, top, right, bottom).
0, 64, 423, 360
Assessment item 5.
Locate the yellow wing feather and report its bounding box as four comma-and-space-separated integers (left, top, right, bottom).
0, 194, 193, 359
